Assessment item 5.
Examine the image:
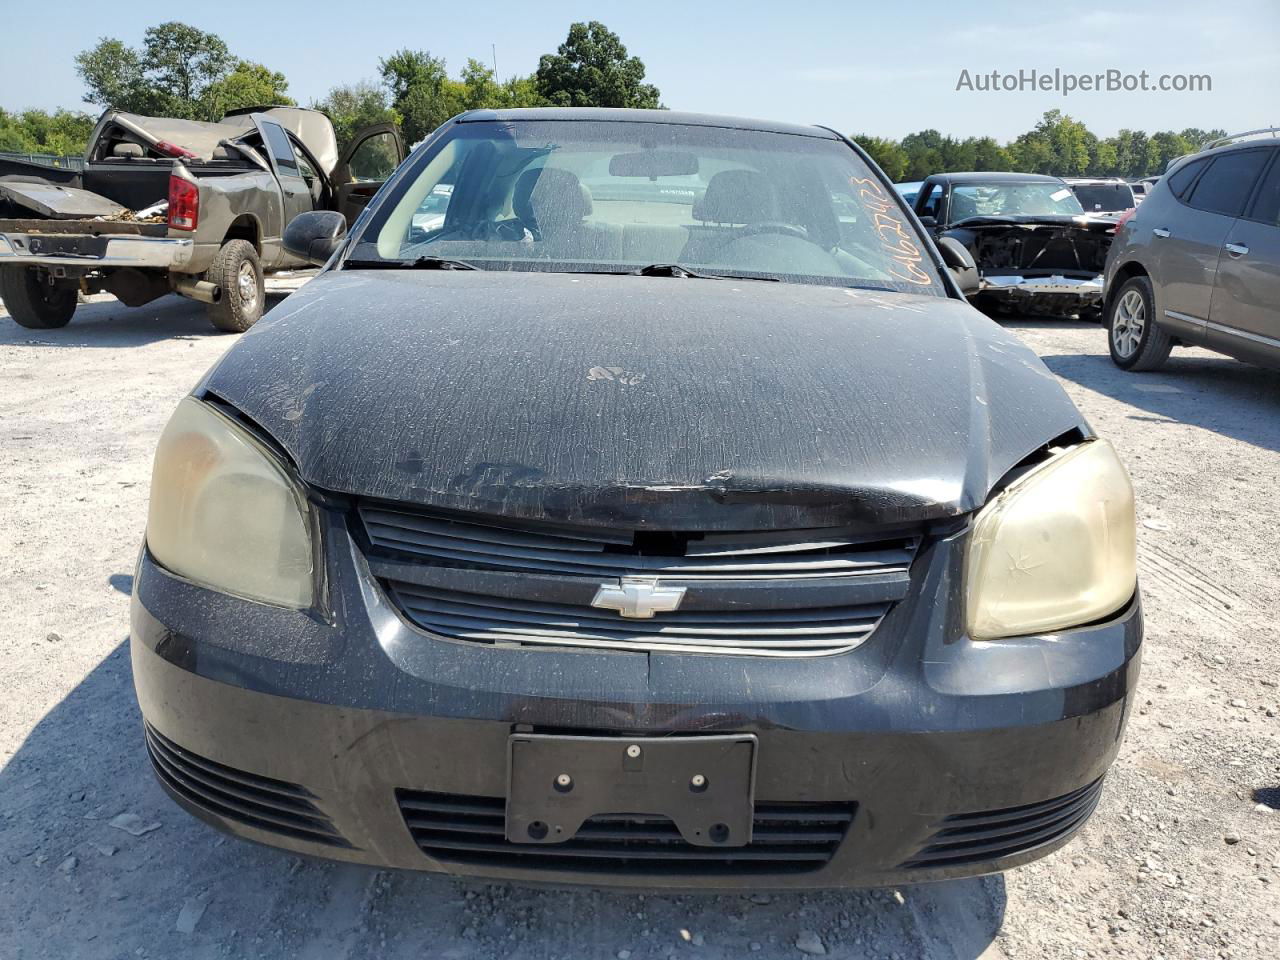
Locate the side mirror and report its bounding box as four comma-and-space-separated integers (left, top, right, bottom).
936, 236, 980, 297
918, 214, 937, 229
284, 210, 347, 266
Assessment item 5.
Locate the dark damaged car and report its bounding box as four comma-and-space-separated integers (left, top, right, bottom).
914, 172, 1117, 317
131, 109, 1141, 890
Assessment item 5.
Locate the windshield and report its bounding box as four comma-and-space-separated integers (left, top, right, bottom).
1070, 183, 1135, 213
347, 119, 945, 294
948, 182, 1085, 220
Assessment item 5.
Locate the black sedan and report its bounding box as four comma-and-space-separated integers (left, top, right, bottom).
131, 108, 1141, 890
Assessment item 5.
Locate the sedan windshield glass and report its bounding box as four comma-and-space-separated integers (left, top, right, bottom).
948, 182, 1085, 220
348, 119, 945, 293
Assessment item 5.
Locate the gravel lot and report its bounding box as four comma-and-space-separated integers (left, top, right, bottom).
1, 282, 1277, 959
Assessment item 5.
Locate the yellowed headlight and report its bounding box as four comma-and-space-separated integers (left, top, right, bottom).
965, 439, 1136, 639
146, 397, 314, 608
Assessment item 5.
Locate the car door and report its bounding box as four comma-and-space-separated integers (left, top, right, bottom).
1206, 149, 1280, 363
252, 115, 314, 237
332, 123, 406, 227
1150, 149, 1271, 329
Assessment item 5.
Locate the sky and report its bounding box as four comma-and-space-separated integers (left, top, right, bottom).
3, 0, 1278, 141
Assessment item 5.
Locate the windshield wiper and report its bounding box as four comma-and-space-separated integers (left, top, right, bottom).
344, 256, 478, 271
630, 264, 783, 283
842, 282, 898, 293
631, 263, 717, 279
406, 255, 478, 271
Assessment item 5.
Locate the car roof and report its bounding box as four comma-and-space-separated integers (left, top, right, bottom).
928, 171, 1065, 184
453, 108, 841, 140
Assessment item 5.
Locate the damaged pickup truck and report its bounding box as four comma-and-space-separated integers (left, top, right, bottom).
0, 107, 403, 331
913, 172, 1116, 318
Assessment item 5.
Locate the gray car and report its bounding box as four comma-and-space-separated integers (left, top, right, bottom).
1103, 129, 1280, 371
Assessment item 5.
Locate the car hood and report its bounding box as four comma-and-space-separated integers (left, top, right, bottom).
203, 270, 1085, 531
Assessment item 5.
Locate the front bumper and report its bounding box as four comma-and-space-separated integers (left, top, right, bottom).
980, 274, 1104, 308
130, 511, 1142, 890
0, 231, 193, 270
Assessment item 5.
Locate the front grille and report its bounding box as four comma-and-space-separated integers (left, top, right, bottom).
898, 777, 1105, 869
359, 504, 917, 579
386, 581, 888, 655
397, 789, 854, 874
357, 502, 918, 657
144, 724, 351, 848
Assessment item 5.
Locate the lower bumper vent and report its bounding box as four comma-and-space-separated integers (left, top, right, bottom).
144, 723, 351, 848
397, 790, 854, 874
899, 777, 1104, 869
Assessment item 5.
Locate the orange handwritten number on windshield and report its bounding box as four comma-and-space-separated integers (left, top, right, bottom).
849, 177, 933, 285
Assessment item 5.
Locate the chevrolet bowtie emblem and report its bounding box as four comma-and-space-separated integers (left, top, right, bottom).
591, 577, 686, 619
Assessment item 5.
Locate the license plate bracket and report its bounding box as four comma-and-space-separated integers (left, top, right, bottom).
506, 734, 757, 848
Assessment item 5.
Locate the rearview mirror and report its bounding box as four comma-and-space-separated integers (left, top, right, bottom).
284, 211, 347, 266
608, 150, 699, 178
936, 236, 980, 297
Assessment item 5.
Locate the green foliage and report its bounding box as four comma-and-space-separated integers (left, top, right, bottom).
57, 20, 1229, 186
74, 21, 291, 121
73, 38, 155, 114
1086, 135, 1118, 177
535, 21, 661, 109
853, 134, 908, 181
204, 62, 294, 118
140, 21, 232, 110
0, 107, 96, 156
377, 50, 549, 145
971, 137, 1012, 172
313, 82, 399, 153
857, 111, 1225, 181
497, 74, 548, 109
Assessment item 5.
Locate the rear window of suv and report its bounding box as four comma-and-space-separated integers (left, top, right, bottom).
1186, 149, 1271, 216
1165, 158, 1206, 199
1071, 183, 1134, 212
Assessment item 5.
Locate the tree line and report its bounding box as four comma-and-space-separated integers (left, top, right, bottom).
2, 22, 1226, 183
855, 110, 1227, 181
1, 20, 660, 155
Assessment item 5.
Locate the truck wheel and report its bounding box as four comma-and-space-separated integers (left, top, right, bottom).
0, 266, 77, 329
1108, 276, 1171, 371
205, 240, 264, 333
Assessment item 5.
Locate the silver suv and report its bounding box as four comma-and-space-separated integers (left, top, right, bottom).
1103, 129, 1280, 371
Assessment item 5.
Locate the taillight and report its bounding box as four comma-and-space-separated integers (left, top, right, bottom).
1112, 207, 1138, 234
168, 175, 199, 231
154, 140, 199, 160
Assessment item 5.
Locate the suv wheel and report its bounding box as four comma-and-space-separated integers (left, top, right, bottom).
1108, 276, 1171, 371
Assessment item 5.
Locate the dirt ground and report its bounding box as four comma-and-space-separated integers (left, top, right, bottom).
1, 282, 1277, 960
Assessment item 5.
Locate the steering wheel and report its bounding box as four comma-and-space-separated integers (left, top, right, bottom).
736, 221, 810, 241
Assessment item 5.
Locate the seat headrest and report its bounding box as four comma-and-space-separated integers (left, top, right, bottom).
513, 168, 592, 235
692, 169, 776, 223
112, 142, 144, 158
